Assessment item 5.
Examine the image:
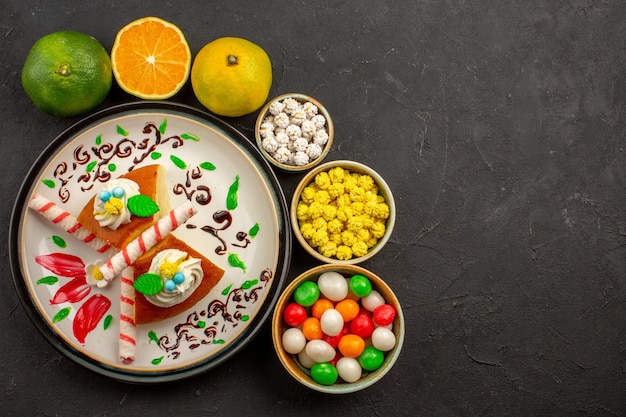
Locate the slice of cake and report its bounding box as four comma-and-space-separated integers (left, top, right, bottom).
77, 164, 170, 249
132, 234, 225, 324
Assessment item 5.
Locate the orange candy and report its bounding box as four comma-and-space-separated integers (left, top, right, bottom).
335, 299, 360, 322
338, 334, 365, 358
311, 298, 334, 319
302, 317, 323, 340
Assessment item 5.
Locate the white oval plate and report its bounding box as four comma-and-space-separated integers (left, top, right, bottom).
9, 102, 291, 383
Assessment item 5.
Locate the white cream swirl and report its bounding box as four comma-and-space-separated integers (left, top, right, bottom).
145, 249, 204, 308
93, 179, 140, 230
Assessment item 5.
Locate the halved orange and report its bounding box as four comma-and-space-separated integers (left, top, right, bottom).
111, 17, 191, 99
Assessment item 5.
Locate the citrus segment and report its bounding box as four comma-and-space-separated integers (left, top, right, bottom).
21, 31, 112, 117
111, 17, 191, 99
191, 37, 272, 117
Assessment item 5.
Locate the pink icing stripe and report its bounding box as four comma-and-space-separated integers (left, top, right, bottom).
98, 200, 197, 283
28, 193, 116, 256
119, 266, 136, 363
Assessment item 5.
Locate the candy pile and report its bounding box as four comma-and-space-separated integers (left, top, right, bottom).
296, 166, 390, 261
280, 271, 397, 386
259, 96, 330, 167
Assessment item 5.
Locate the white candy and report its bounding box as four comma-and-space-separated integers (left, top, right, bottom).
283, 97, 300, 115
300, 120, 316, 139
311, 114, 326, 129
282, 328, 306, 354
305, 339, 336, 363
269, 100, 285, 115
262, 136, 279, 153
303, 101, 318, 118
290, 108, 306, 126
293, 151, 310, 166
320, 309, 344, 336
273, 147, 292, 164
275, 131, 289, 147
317, 271, 348, 301
274, 112, 290, 128
306, 143, 323, 160
293, 137, 309, 152
259, 122, 275, 138
336, 357, 362, 383
313, 129, 329, 146
298, 349, 316, 368
362, 290, 385, 312
262, 97, 331, 167
371, 327, 396, 351
285, 124, 302, 140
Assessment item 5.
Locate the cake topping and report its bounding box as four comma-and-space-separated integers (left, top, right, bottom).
93, 179, 140, 230
135, 249, 204, 308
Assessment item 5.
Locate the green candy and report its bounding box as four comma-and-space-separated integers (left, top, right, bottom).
349, 274, 372, 297
358, 346, 384, 371
311, 363, 338, 385
293, 281, 320, 307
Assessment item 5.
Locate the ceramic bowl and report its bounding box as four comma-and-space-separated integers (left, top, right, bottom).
290, 160, 396, 264
271, 264, 405, 394
255, 93, 334, 172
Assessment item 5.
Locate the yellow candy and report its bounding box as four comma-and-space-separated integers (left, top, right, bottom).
321, 204, 337, 221
315, 171, 331, 189
352, 241, 368, 257
297, 167, 389, 260
336, 245, 352, 260
314, 190, 331, 205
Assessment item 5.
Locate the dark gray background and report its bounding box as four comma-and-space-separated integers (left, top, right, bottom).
1, 1, 625, 416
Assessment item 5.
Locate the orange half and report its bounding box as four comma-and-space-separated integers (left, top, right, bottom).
111, 17, 191, 99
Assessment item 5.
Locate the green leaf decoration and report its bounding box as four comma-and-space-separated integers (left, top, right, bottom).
221, 283, 233, 296
134, 273, 164, 295
148, 330, 159, 344
52, 307, 71, 323
37, 276, 58, 285
181, 133, 200, 141
95, 134, 102, 145
200, 162, 216, 171
52, 235, 66, 248
159, 118, 167, 134
103, 314, 113, 330
117, 125, 129, 136
213, 339, 226, 345
249, 223, 260, 237
240, 315, 250, 322
86, 161, 97, 173
197, 321, 206, 328
152, 356, 164, 365
226, 175, 240, 210
127, 195, 159, 217
241, 279, 258, 290
108, 163, 117, 172
42, 179, 55, 188
228, 253, 246, 272
151, 152, 162, 160
170, 154, 187, 169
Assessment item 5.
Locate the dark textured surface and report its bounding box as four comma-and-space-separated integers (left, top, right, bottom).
1, 1, 625, 416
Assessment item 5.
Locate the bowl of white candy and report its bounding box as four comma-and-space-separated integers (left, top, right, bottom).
255, 93, 334, 172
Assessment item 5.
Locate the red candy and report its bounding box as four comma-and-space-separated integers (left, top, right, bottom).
283, 302, 307, 327
350, 314, 374, 339
373, 304, 396, 327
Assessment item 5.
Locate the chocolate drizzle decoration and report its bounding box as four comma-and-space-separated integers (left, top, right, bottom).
52, 121, 185, 203
154, 268, 274, 360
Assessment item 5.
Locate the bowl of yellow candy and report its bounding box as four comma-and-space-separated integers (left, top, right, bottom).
291, 160, 395, 264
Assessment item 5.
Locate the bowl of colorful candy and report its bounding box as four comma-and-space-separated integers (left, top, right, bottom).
255, 93, 334, 172
271, 264, 404, 393
291, 160, 395, 264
